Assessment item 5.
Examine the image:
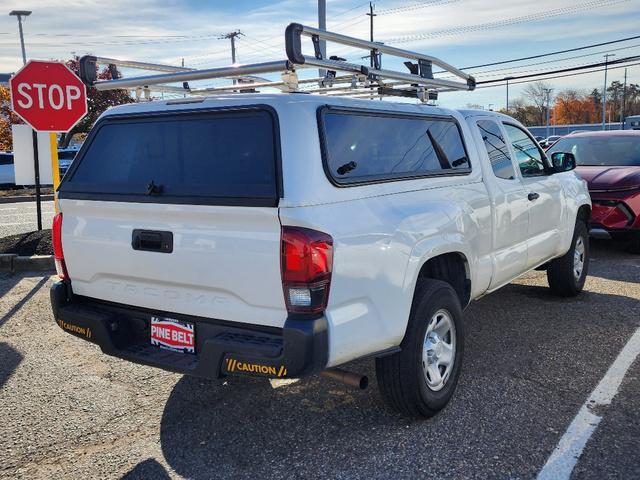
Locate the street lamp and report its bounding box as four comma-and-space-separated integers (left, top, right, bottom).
9, 10, 42, 231
504, 76, 514, 112
9, 10, 31, 66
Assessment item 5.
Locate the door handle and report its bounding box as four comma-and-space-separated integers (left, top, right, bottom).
528, 192, 540, 201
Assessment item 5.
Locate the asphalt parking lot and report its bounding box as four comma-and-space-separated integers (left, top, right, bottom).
0, 241, 638, 479
0, 201, 55, 237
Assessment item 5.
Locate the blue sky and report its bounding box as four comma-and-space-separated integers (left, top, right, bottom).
0, 0, 639, 114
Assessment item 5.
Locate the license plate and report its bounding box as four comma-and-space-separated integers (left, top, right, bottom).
150, 316, 195, 354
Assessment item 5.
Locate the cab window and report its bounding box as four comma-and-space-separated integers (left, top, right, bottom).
503, 124, 546, 177
477, 120, 515, 180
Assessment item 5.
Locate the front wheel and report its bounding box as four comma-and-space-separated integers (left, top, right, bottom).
376, 279, 464, 418
547, 221, 589, 296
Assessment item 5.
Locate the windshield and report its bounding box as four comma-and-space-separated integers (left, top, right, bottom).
548, 135, 640, 167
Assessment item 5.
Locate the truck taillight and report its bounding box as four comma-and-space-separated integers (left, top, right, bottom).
281, 226, 333, 314
52, 212, 69, 281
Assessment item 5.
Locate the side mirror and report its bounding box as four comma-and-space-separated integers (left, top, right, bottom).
550, 152, 576, 173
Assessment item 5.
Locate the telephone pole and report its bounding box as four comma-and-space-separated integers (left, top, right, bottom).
222, 30, 241, 64
221, 30, 241, 85
367, 2, 376, 67
505, 76, 514, 112
602, 53, 615, 130
621, 68, 628, 130
543, 88, 553, 138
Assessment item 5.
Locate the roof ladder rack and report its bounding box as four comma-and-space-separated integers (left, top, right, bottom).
78, 23, 475, 102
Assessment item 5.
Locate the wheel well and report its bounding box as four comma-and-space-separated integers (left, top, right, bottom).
417, 253, 470, 307
577, 205, 591, 225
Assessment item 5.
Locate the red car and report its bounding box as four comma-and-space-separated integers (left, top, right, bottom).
547, 131, 640, 252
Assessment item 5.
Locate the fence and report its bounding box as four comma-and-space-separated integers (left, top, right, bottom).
528, 117, 640, 137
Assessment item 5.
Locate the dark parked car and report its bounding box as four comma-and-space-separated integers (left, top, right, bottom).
0, 152, 14, 185
548, 131, 640, 252
540, 135, 562, 149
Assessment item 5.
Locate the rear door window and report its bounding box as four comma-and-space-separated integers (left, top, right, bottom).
60, 108, 280, 206
477, 120, 516, 180
320, 109, 470, 184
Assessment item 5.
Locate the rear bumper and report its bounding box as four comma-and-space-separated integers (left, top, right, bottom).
51, 281, 328, 380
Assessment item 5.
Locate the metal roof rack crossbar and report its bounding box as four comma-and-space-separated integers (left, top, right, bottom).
78, 23, 475, 100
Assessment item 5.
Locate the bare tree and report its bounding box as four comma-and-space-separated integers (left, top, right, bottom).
523, 81, 552, 125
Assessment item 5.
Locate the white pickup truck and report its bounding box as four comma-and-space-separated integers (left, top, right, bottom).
50, 94, 591, 418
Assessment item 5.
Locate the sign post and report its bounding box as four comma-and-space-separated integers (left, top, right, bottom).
9, 60, 87, 230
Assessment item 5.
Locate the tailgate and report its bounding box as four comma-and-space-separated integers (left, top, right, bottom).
57, 105, 287, 327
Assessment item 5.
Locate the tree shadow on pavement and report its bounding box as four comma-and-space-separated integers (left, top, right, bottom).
157, 280, 640, 479
0, 275, 49, 328
0, 342, 23, 389
121, 458, 171, 480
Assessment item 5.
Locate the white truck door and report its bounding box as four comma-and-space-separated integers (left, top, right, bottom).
475, 119, 530, 288
502, 123, 564, 268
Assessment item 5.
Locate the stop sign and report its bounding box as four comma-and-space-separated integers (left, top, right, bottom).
10, 60, 87, 132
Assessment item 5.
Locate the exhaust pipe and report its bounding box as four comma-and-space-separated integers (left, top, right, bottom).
320, 368, 368, 390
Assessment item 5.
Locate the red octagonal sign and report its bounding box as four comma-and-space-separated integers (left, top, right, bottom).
10, 60, 87, 133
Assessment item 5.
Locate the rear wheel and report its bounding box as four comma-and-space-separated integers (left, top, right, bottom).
627, 238, 640, 254
547, 221, 589, 296
376, 279, 464, 418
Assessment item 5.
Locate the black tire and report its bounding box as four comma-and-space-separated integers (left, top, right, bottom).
547, 220, 589, 297
375, 279, 464, 418
627, 238, 640, 255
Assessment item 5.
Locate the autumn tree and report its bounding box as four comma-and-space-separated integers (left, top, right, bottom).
0, 85, 23, 151
553, 90, 596, 124
58, 57, 134, 147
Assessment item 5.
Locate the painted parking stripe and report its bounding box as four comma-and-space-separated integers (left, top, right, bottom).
537, 326, 640, 480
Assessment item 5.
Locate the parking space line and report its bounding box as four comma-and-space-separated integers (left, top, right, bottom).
537, 326, 640, 480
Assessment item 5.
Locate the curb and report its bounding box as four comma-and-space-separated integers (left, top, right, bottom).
0, 253, 55, 273
0, 195, 54, 205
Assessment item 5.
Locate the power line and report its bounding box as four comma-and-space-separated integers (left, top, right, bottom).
436, 42, 640, 81
384, 0, 628, 44
476, 55, 640, 85
460, 34, 640, 70
377, 0, 459, 15
475, 61, 640, 90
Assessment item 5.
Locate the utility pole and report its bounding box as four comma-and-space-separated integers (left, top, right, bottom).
543, 88, 553, 139
367, 2, 376, 67
602, 53, 615, 130
621, 68, 628, 130
222, 30, 241, 64
505, 76, 514, 112
318, 0, 326, 79
221, 30, 241, 84
9, 9, 42, 231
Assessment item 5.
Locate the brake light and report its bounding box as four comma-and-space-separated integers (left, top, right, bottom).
281, 226, 333, 314
52, 212, 69, 281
